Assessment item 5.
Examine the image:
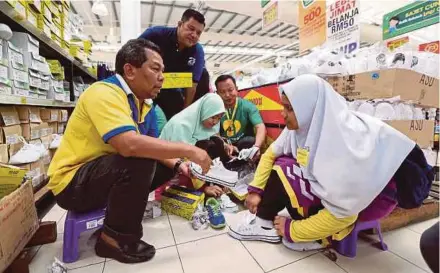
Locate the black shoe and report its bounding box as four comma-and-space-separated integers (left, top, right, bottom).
95, 236, 156, 263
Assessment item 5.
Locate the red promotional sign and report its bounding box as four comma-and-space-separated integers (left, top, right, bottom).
419, 41, 439, 54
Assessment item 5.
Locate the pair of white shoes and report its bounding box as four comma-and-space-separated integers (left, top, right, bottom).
228, 212, 324, 251
190, 158, 238, 188
9, 137, 48, 164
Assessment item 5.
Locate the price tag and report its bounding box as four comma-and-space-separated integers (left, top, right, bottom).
162, 73, 193, 89
15, 2, 26, 19
263, 1, 278, 28
20, 96, 27, 104
296, 147, 309, 167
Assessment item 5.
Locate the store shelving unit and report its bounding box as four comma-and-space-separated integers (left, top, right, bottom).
0, 1, 96, 106
0, 94, 76, 107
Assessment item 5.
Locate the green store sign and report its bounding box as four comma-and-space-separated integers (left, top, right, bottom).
383, 1, 439, 40
261, 0, 270, 8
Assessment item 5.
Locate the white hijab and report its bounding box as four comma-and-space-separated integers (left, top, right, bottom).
274, 75, 415, 218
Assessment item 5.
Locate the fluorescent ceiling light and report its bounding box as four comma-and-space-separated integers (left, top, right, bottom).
92, 0, 109, 17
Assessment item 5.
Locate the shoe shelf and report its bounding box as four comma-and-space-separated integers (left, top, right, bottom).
0, 1, 96, 81
0, 94, 76, 107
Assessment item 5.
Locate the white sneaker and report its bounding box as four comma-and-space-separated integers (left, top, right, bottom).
191, 204, 209, 230
228, 213, 280, 243
238, 147, 259, 161
374, 102, 395, 120
9, 137, 42, 164
357, 102, 375, 116
219, 194, 238, 213
190, 158, 238, 188
282, 237, 324, 251
50, 134, 62, 149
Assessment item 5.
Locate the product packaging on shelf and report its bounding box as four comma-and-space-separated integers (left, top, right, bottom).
40, 108, 59, 122
21, 122, 40, 140
161, 185, 205, 220
16, 158, 46, 188
0, 144, 8, 163
1, 125, 22, 145
10, 32, 39, 55
385, 120, 435, 149
0, 181, 39, 273
0, 163, 27, 199
17, 106, 42, 123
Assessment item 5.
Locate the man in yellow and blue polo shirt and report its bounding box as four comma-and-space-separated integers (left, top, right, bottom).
48, 39, 211, 264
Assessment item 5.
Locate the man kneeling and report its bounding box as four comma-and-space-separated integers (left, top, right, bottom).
47, 39, 211, 264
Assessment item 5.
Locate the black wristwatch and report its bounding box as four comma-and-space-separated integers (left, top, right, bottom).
173, 159, 184, 174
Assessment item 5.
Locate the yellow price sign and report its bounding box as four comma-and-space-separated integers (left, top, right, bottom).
20, 97, 27, 104
162, 73, 193, 89
263, 1, 278, 28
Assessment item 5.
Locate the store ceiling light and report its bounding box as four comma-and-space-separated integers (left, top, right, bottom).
92, 0, 109, 17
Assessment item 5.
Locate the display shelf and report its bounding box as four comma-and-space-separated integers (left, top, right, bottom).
0, 94, 76, 107
34, 185, 49, 203
0, 1, 96, 81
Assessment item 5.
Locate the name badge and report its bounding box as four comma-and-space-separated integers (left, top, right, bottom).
296, 147, 309, 167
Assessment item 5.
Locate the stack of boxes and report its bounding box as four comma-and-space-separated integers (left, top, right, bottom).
0, 106, 69, 190
3, 40, 29, 96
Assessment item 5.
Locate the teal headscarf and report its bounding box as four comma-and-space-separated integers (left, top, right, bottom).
159, 93, 225, 145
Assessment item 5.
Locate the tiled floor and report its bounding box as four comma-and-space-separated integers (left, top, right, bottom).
30, 204, 438, 273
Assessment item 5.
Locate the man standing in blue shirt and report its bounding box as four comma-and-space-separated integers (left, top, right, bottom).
139, 9, 205, 120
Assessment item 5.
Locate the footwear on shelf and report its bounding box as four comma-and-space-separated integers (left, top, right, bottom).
8, 137, 43, 164
218, 194, 239, 213
190, 158, 238, 188
205, 198, 226, 229
228, 213, 280, 243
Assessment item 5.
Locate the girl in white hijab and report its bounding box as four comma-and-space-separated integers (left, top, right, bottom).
228, 75, 430, 250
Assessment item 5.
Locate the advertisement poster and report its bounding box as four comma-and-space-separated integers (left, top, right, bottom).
419, 41, 439, 54
263, 1, 278, 28
383, 1, 439, 40
387, 36, 410, 51
299, 0, 327, 52
326, 0, 360, 54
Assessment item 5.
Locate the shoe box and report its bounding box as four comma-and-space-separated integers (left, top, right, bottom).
161, 185, 205, 220
0, 106, 22, 145
385, 120, 435, 149
15, 158, 46, 188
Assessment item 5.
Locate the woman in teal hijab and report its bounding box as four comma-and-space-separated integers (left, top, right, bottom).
160, 93, 226, 145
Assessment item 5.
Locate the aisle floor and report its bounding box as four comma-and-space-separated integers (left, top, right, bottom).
30, 204, 438, 273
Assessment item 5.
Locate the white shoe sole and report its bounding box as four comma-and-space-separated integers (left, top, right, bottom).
191, 167, 237, 188
228, 227, 281, 243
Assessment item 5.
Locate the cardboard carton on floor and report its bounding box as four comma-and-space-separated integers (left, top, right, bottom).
2, 125, 22, 145
386, 120, 435, 149
0, 106, 20, 126
344, 69, 439, 107
40, 108, 59, 122
0, 144, 8, 163
21, 123, 40, 140
0, 181, 39, 273
17, 106, 42, 124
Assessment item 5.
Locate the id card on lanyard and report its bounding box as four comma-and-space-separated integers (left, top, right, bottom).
223, 101, 238, 138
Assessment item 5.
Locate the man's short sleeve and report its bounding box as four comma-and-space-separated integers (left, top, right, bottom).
191, 44, 205, 83
139, 26, 162, 41
244, 100, 264, 126
82, 87, 137, 143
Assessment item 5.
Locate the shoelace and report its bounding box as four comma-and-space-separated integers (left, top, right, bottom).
208, 204, 221, 217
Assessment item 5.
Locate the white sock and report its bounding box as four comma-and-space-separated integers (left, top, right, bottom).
256, 216, 274, 229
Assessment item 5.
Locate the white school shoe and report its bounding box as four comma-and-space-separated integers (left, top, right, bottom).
228, 213, 280, 243
237, 146, 260, 161
219, 194, 239, 213
190, 158, 238, 188
9, 137, 41, 164
374, 102, 396, 120
282, 237, 325, 252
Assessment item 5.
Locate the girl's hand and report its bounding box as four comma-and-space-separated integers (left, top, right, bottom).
274, 216, 287, 237
204, 185, 224, 197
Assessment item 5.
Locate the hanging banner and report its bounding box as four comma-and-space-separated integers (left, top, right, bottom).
262, 1, 279, 28
299, 0, 327, 52
386, 36, 410, 51
383, 1, 439, 40
419, 41, 439, 54
326, 0, 360, 54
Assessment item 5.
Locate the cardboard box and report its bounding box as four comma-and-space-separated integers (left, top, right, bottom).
21, 123, 40, 140
16, 159, 46, 188
0, 106, 20, 126
0, 144, 8, 163
386, 120, 435, 149
59, 109, 68, 122
39, 122, 50, 137
0, 181, 39, 272
40, 134, 51, 149
17, 106, 42, 124
0, 164, 27, 199
2, 125, 22, 145
57, 122, 66, 134
10, 32, 39, 55
161, 185, 205, 220
8, 142, 23, 158
343, 69, 439, 108
40, 108, 59, 122
48, 122, 57, 135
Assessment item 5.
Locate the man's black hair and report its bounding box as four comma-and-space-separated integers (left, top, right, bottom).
389, 16, 400, 24
181, 9, 205, 26
215, 74, 237, 89
115, 39, 162, 76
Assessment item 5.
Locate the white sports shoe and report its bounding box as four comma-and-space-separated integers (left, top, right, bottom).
190, 158, 238, 188
237, 147, 259, 161
282, 237, 324, 252
374, 102, 396, 120
9, 138, 41, 164
219, 194, 239, 213
50, 134, 62, 149
228, 213, 280, 243
357, 102, 375, 116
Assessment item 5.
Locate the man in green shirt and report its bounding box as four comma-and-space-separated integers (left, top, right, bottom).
215, 75, 266, 158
